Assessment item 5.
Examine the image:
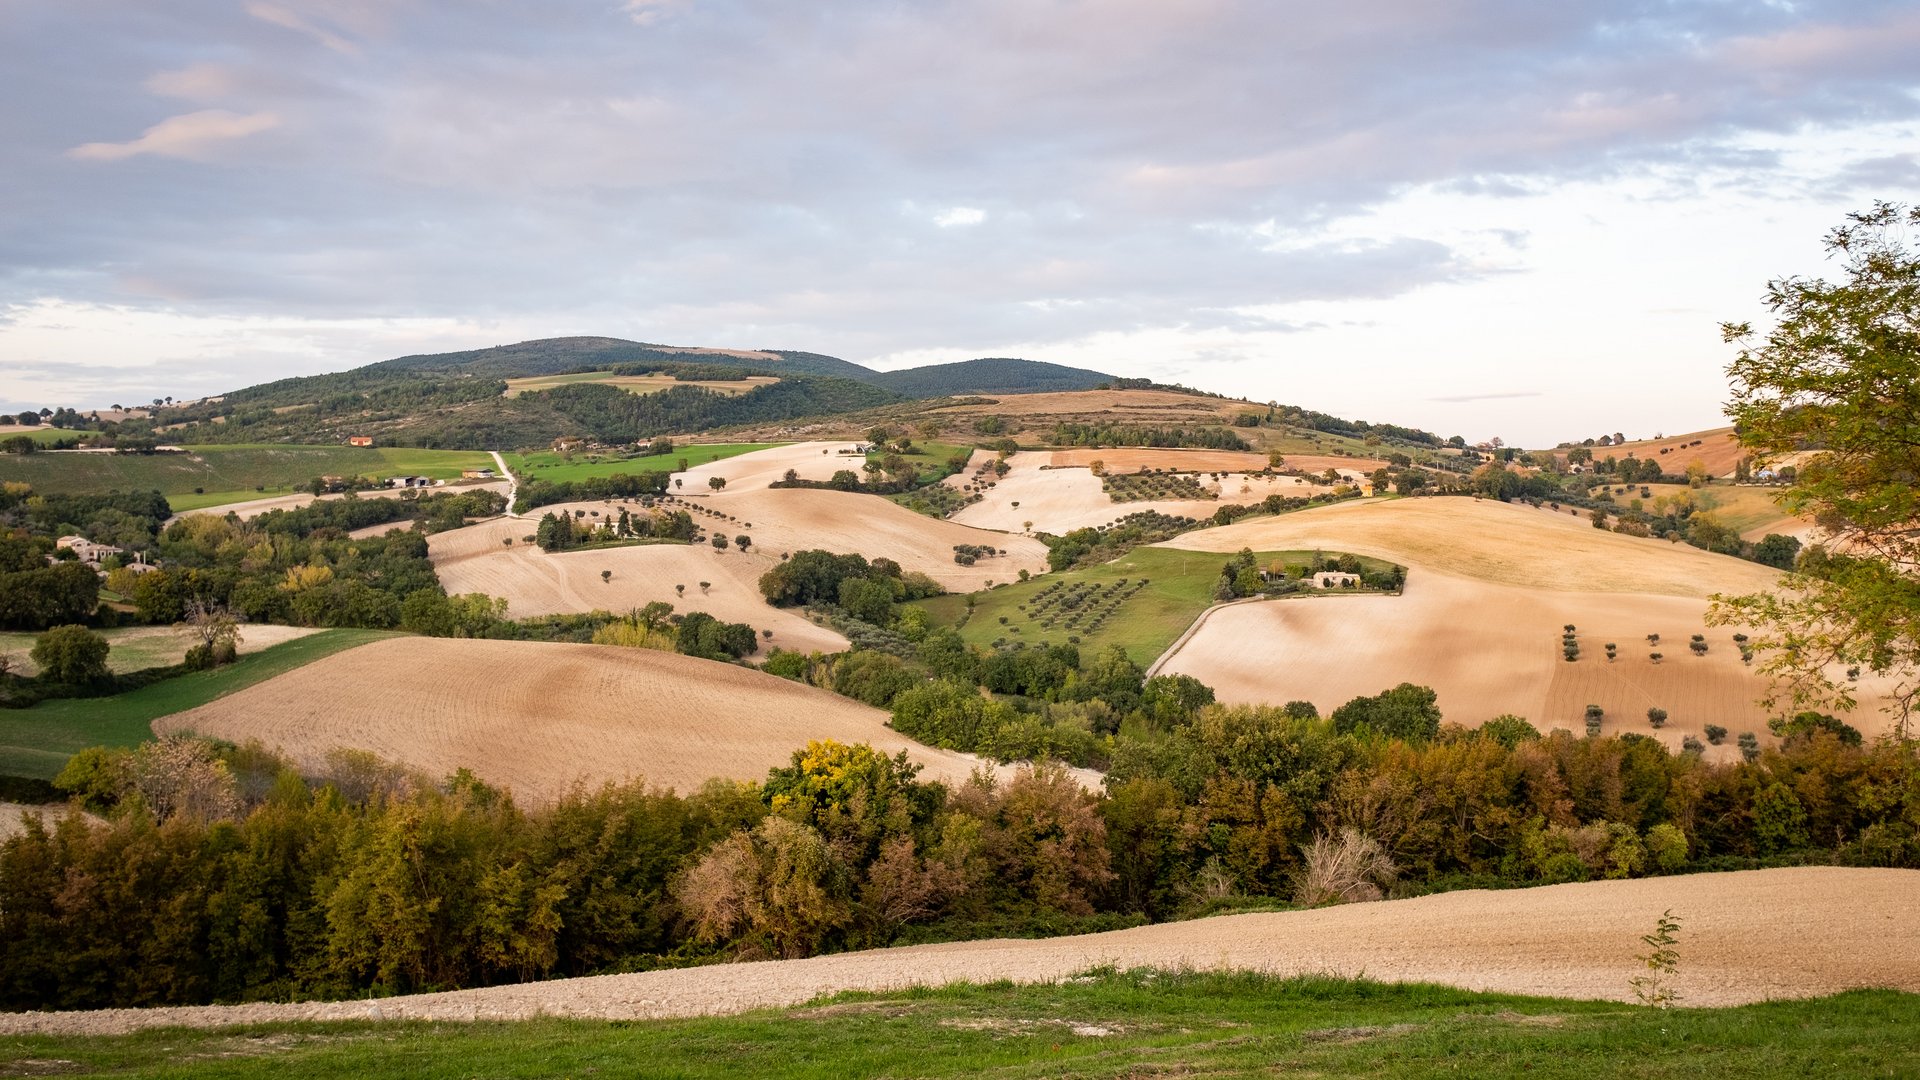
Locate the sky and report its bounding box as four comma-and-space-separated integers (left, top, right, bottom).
2, 1, 1917, 447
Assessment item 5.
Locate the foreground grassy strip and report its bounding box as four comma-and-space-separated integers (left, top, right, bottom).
506, 442, 778, 484
3, 973, 1912, 1079
0, 629, 394, 779
5, 445, 494, 511
913, 546, 1396, 665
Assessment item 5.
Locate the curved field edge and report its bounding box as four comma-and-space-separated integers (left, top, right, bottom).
0, 629, 398, 781
3, 867, 1910, 1038
1, 980, 1914, 1080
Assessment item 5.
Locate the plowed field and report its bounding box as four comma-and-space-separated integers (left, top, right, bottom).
154, 637, 1011, 799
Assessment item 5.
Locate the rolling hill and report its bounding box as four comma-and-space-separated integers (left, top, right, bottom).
866, 357, 1116, 396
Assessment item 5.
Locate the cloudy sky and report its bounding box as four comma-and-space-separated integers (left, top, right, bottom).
2, 1, 1916, 445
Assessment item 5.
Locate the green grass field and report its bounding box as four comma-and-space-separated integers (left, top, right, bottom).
870, 439, 973, 484
506, 442, 778, 484
0, 629, 393, 780
1623, 483, 1798, 537
3, 971, 1911, 1079
3, 445, 495, 511
0, 626, 262, 678
2, 426, 89, 445
913, 547, 1397, 665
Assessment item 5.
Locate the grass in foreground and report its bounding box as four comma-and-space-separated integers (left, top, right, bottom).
0, 629, 393, 779
2, 971, 1912, 1079
4, 445, 494, 511
506, 442, 778, 484
914, 547, 1395, 666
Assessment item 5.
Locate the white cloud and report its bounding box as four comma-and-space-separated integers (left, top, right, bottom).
244, 2, 360, 54
934, 206, 987, 227
67, 110, 281, 162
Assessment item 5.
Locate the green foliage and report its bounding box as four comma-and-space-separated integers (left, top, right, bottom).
0, 561, 99, 631
1715, 202, 1920, 738
28, 625, 110, 684
1330, 683, 1442, 743
866, 357, 1114, 397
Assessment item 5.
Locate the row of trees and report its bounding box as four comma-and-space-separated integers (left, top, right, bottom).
3, 705, 1910, 1010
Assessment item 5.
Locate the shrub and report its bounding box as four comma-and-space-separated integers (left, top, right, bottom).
1737, 732, 1761, 762
1647, 707, 1668, 728
1292, 829, 1399, 906
1704, 724, 1727, 745
30, 625, 111, 684
1681, 734, 1704, 753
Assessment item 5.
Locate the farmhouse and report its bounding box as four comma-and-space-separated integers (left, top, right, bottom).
55, 535, 121, 566
347, 435, 374, 447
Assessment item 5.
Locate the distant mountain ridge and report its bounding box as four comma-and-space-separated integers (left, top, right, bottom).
371, 337, 1116, 396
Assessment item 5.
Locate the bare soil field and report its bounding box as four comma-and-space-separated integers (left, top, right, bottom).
950, 453, 1337, 534
8, 867, 1912, 1034
1161, 496, 1780, 598
673, 440, 866, 491
1157, 571, 1906, 745
154, 637, 1011, 800
426, 513, 848, 653
1149, 497, 1901, 739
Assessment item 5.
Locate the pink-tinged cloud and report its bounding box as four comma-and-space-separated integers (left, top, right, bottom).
245, 2, 359, 54
144, 63, 241, 101
68, 110, 281, 162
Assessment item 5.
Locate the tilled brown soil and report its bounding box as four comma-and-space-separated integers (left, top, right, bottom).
5, 868, 1912, 1035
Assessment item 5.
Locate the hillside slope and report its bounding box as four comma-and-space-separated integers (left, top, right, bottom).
7, 867, 1912, 1033
867, 357, 1115, 396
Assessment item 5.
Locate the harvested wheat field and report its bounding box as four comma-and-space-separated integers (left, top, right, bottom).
8, 866, 1913, 1034
427, 514, 846, 652
1149, 496, 1908, 739
1587, 426, 1747, 478
1158, 571, 1907, 746
951, 451, 1359, 534
154, 637, 1008, 800
1161, 496, 1781, 598
672, 440, 865, 492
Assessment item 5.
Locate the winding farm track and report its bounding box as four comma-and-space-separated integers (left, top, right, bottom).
3, 868, 1913, 1034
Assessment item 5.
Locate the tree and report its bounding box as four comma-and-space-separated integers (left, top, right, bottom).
31, 624, 111, 683
735, 534, 751, 552
177, 599, 242, 669
708, 476, 727, 492
1330, 683, 1441, 743
1711, 203, 1920, 739
601, 569, 612, 584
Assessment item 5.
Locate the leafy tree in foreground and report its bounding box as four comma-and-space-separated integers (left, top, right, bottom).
30, 624, 111, 683
1711, 203, 1920, 739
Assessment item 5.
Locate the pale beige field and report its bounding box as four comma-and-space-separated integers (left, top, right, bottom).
950, 452, 1341, 534
663, 443, 1048, 589
10, 867, 1914, 1033
1153, 496, 1910, 739
1158, 571, 1905, 746
1161, 496, 1781, 598
155, 637, 1010, 800
426, 511, 848, 653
